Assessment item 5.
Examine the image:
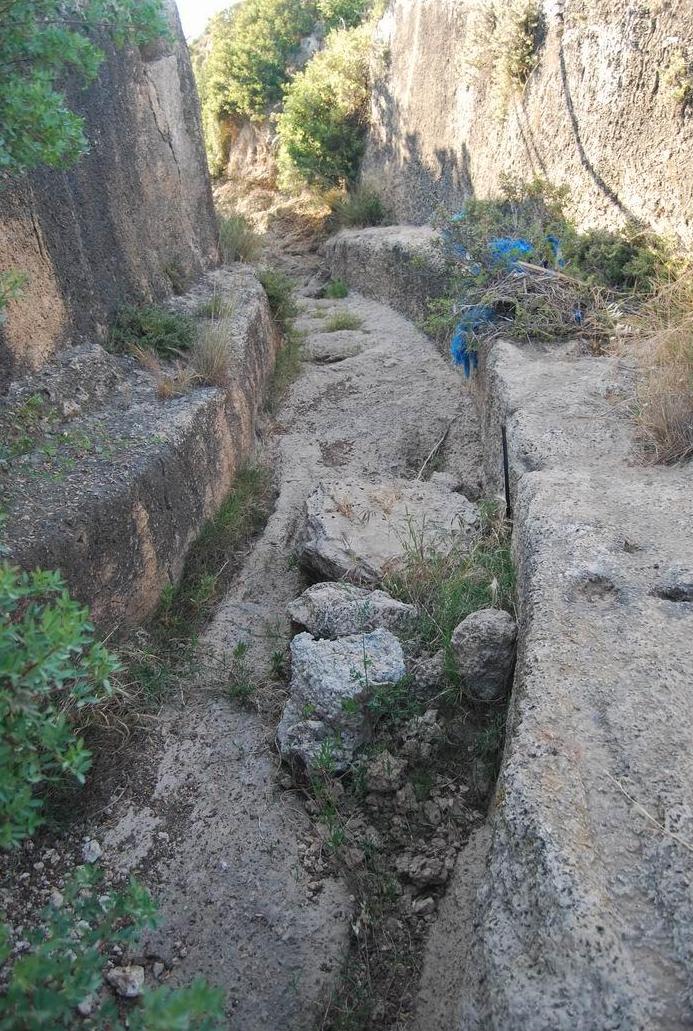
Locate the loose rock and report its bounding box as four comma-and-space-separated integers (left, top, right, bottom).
450, 608, 517, 701
288, 581, 416, 639
277, 629, 406, 769
299, 478, 479, 583
106, 965, 145, 998
363, 750, 407, 793
81, 839, 102, 864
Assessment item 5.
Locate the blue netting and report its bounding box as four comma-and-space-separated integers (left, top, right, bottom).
487, 236, 534, 269
450, 304, 495, 379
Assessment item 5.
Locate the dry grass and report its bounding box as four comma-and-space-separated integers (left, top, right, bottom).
190, 320, 234, 388
631, 270, 693, 464
130, 345, 199, 399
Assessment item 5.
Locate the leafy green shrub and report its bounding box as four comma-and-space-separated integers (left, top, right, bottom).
563, 225, 673, 291
218, 214, 261, 263
0, 1, 168, 175
0, 564, 118, 849
0, 271, 28, 326
258, 268, 299, 331
324, 279, 349, 298
276, 25, 371, 190
330, 186, 390, 228
317, 0, 371, 29
193, 0, 317, 131
108, 306, 196, 359
0, 864, 224, 1029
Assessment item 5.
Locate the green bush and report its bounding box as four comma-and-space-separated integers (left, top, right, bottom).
218, 214, 262, 263
317, 0, 371, 28
330, 185, 389, 228
258, 268, 299, 331
108, 306, 196, 359
468, 0, 545, 118
0, 864, 224, 1029
0, 564, 118, 849
0, 1, 168, 175
276, 25, 371, 190
563, 225, 673, 291
324, 279, 349, 298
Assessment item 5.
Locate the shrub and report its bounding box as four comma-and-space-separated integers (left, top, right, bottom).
276, 25, 371, 190
317, 0, 371, 29
563, 224, 673, 291
468, 0, 545, 118
324, 279, 349, 298
108, 306, 196, 359
632, 270, 693, 464
0, 864, 224, 1029
218, 214, 261, 263
330, 186, 389, 228
258, 268, 299, 331
0, 564, 119, 849
0, 1, 168, 176
193, 0, 317, 129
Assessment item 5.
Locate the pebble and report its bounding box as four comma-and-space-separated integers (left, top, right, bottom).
82, 839, 102, 864
106, 964, 145, 998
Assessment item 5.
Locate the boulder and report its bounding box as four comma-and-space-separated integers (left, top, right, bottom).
450, 608, 517, 701
299, 478, 479, 584
277, 629, 406, 770
288, 582, 417, 639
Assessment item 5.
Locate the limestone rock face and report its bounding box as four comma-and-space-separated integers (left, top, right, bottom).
451, 608, 517, 702
277, 629, 406, 769
288, 582, 416, 639
299, 478, 479, 584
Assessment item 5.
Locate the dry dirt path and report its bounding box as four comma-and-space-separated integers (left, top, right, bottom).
89, 256, 482, 1029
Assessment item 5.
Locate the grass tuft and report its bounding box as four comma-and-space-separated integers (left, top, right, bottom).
323, 279, 349, 299
190, 320, 234, 388
218, 213, 262, 263
330, 185, 390, 229
631, 269, 693, 464
108, 305, 195, 359
258, 268, 299, 333
324, 312, 363, 332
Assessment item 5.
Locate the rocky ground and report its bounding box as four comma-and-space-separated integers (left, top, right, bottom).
0, 233, 514, 1029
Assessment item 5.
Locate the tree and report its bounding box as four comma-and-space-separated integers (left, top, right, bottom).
0, 0, 168, 177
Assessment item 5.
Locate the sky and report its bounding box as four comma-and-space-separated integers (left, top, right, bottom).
176, 0, 242, 40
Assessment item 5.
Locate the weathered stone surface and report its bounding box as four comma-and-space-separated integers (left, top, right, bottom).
288, 582, 416, 639
277, 629, 406, 769
325, 226, 445, 322
3, 268, 279, 628
0, 0, 217, 384
363, 750, 407, 793
106, 965, 145, 999
413, 333, 693, 1031
362, 0, 693, 247
299, 478, 479, 584
450, 608, 517, 702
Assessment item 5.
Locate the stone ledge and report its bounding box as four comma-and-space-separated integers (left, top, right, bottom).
2, 266, 279, 629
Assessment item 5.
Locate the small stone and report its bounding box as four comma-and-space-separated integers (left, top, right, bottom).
364, 750, 407, 793
412, 895, 436, 916
450, 608, 517, 701
81, 839, 102, 864
106, 964, 145, 998
77, 995, 95, 1017
49, 889, 64, 909
152, 962, 165, 979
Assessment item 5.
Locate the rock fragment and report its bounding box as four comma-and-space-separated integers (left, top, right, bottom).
288, 582, 416, 639
363, 750, 407, 793
450, 608, 517, 701
277, 629, 406, 770
81, 839, 102, 864
106, 965, 145, 998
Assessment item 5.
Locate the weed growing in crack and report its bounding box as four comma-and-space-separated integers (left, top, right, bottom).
226, 641, 257, 703
108, 305, 195, 359
218, 213, 262, 263
323, 279, 349, 299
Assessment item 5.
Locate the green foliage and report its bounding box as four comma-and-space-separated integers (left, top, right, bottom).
218, 214, 262, 263
108, 306, 196, 359
562, 224, 674, 291
330, 185, 389, 228
324, 279, 349, 298
156, 465, 274, 640
258, 268, 299, 332
0, 270, 28, 324
0, 864, 224, 1029
324, 312, 363, 331
661, 48, 693, 107
0, 0, 168, 176
0, 564, 119, 848
276, 25, 371, 190
193, 0, 317, 137
469, 0, 545, 117
385, 505, 515, 685
267, 327, 304, 412
226, 641, 257, 703
317, 0, 370, 29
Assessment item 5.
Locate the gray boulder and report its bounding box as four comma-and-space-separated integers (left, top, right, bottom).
288, 581, 417, 639
277, 629, 406, 769
299, 478, 479, 584
451, 608, 517, 701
